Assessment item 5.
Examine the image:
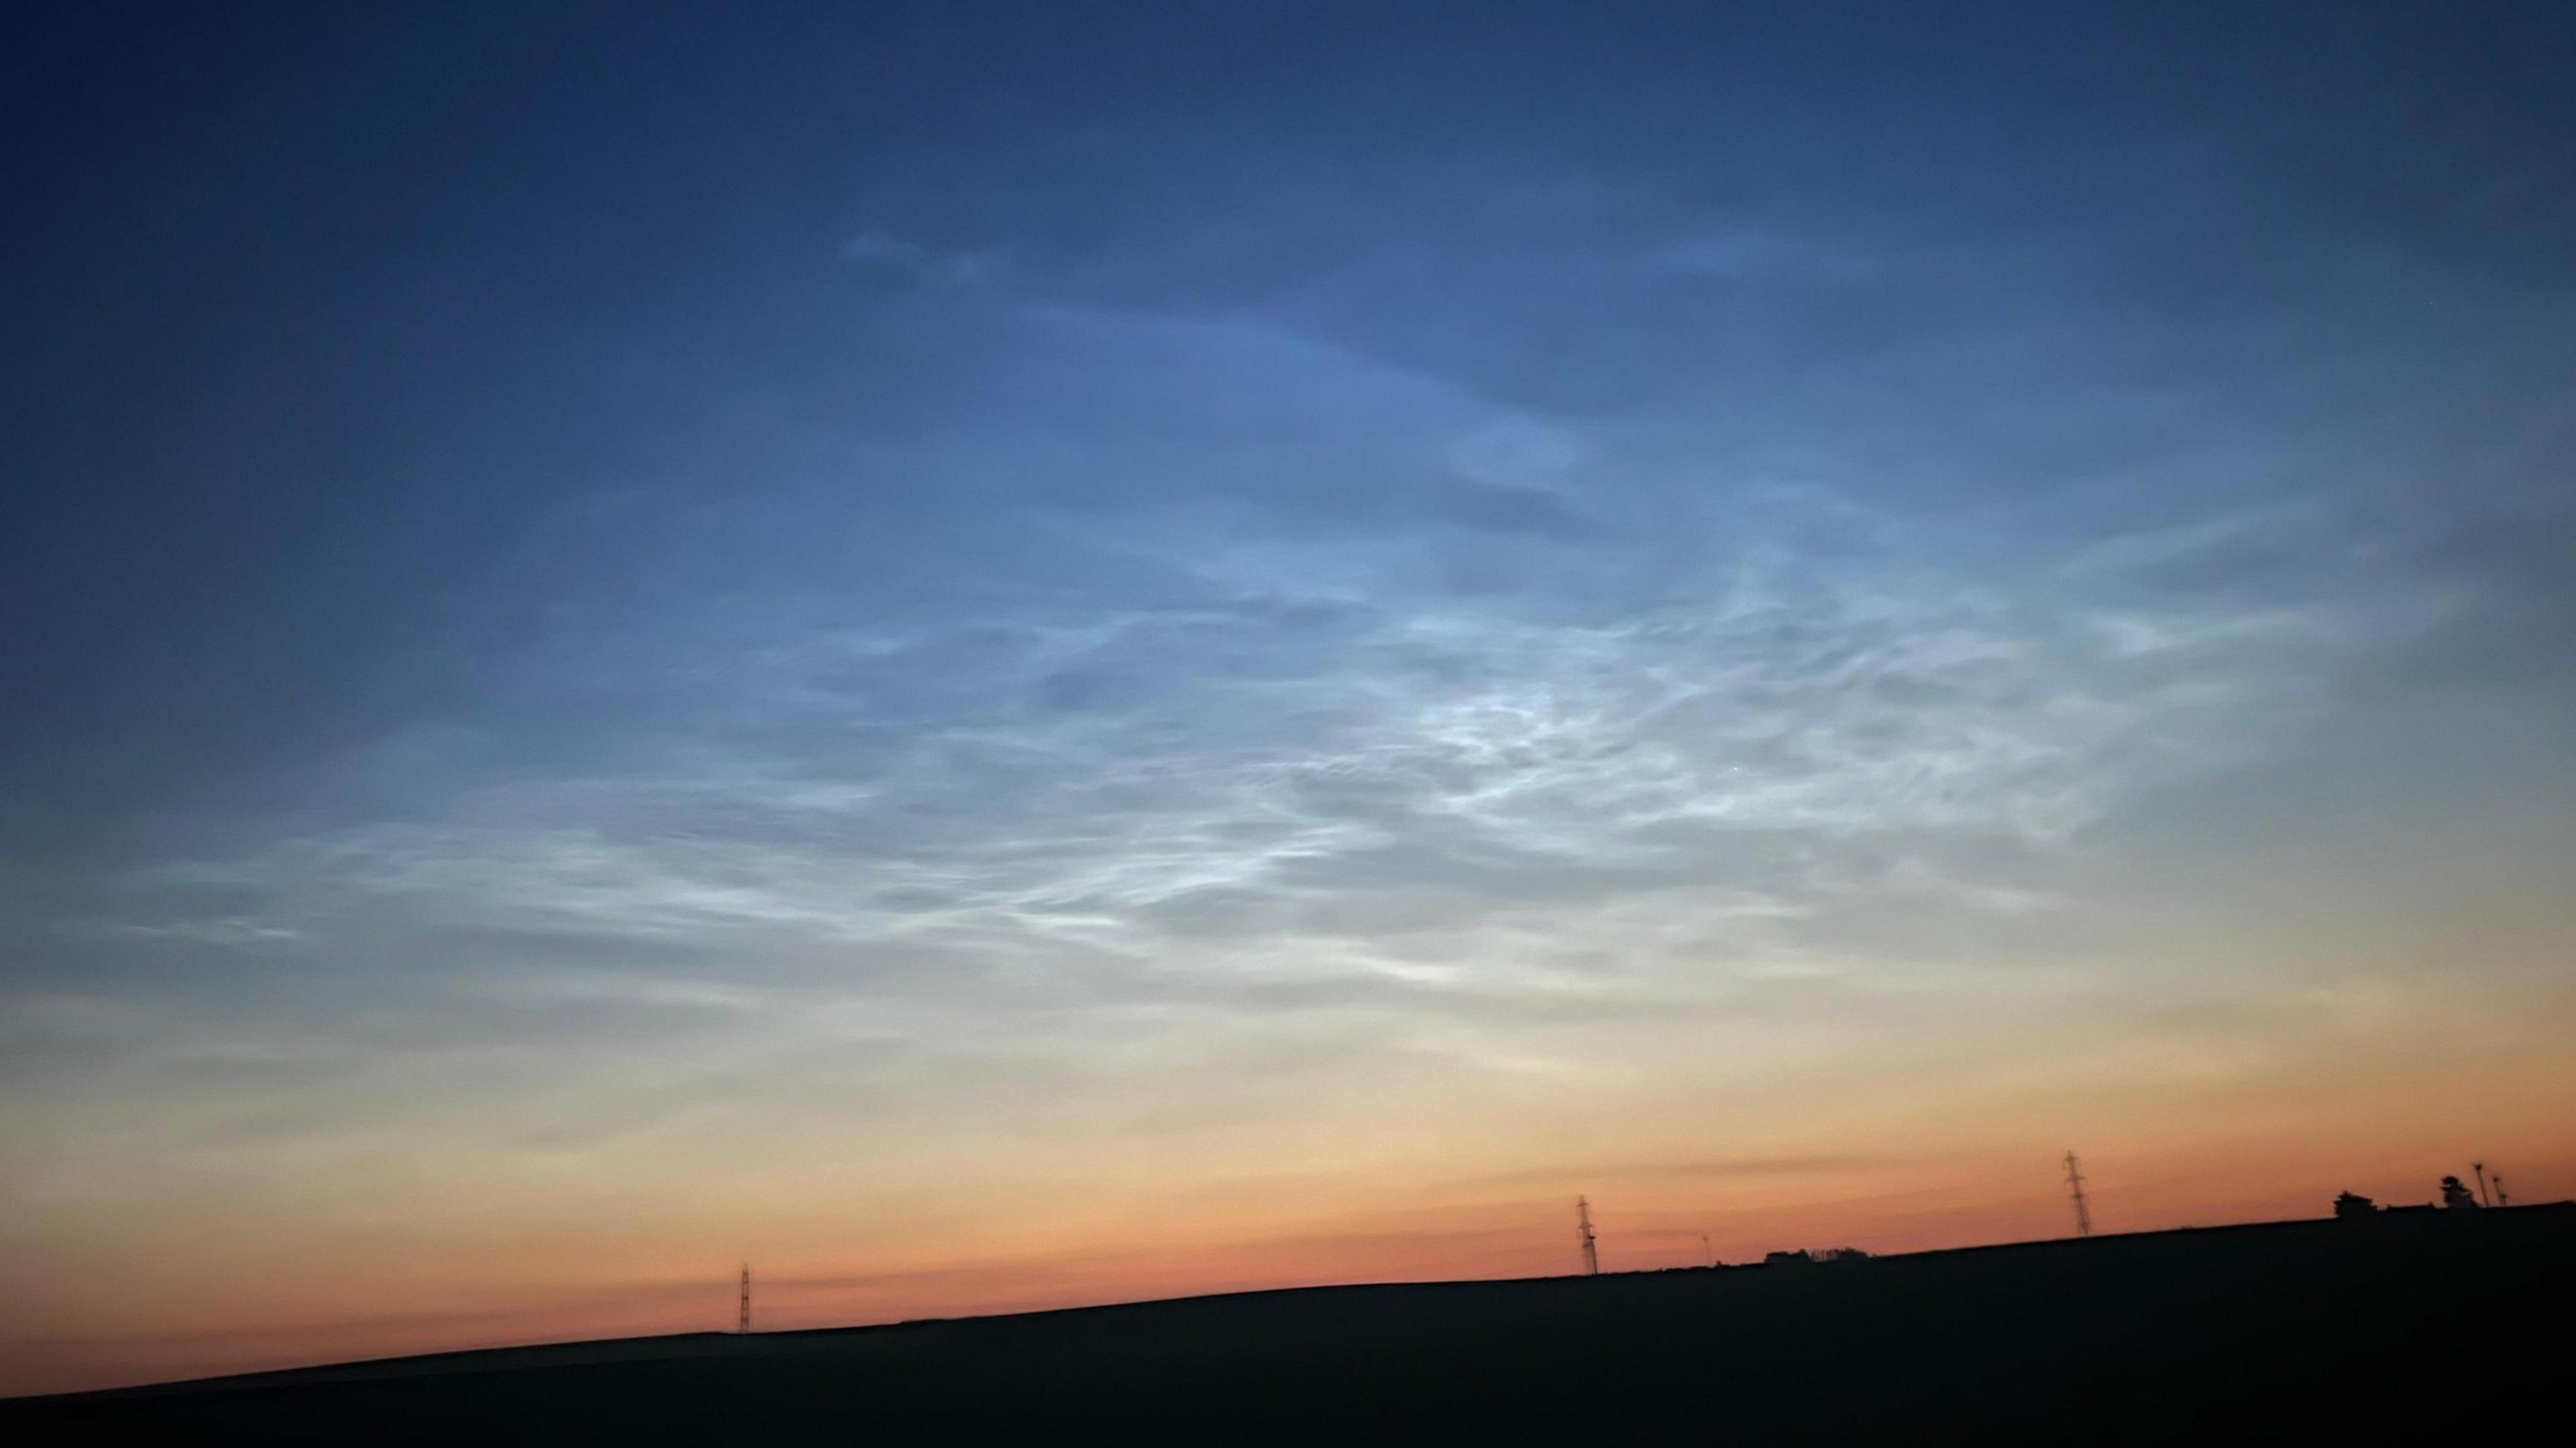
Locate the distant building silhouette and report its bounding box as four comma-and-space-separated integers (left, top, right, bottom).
1754, 1247, 1869, 1267
2334, 1190, 2377, 1219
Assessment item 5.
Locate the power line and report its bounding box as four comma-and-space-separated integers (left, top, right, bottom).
1576, 1196, 1600, 1276
2063, 1150, 2094, 1239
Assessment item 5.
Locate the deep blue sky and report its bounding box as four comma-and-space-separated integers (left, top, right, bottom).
5, 1, 2574, 1391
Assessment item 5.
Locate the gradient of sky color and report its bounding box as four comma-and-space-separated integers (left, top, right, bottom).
5, 1, 2575, 1396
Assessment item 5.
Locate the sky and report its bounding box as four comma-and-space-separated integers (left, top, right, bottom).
5, 0, 2575, 1396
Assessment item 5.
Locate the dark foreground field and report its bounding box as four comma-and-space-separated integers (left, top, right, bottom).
11, 1205, 2571, 1445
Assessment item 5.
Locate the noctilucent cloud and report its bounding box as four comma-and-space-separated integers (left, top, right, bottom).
5, 1, 2573, 1393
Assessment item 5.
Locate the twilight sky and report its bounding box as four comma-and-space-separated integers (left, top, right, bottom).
5, 1, 2575, 1395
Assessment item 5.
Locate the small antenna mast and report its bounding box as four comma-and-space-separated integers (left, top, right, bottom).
2473, 1162, 2493, 1208
738, 1263, 752, 1334
2063, 1150, 2094, 1239
1576, 1196, 1600, 1276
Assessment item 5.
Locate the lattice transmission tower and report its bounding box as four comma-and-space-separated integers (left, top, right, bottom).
1576, 1196, 1600, 1276
738, 1264, 752, 1334
2063, 1151, 2094, 1239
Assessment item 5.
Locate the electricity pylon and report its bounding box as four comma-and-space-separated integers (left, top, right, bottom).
2063, 1151, 2094, 1238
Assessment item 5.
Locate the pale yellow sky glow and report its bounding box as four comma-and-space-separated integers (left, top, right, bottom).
11, 935, 2573, 1393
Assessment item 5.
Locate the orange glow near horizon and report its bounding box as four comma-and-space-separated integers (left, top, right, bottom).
13, 1016, 2573, 1398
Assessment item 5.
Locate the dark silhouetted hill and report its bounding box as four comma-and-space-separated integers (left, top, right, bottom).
9, 1205, 2572, 1444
